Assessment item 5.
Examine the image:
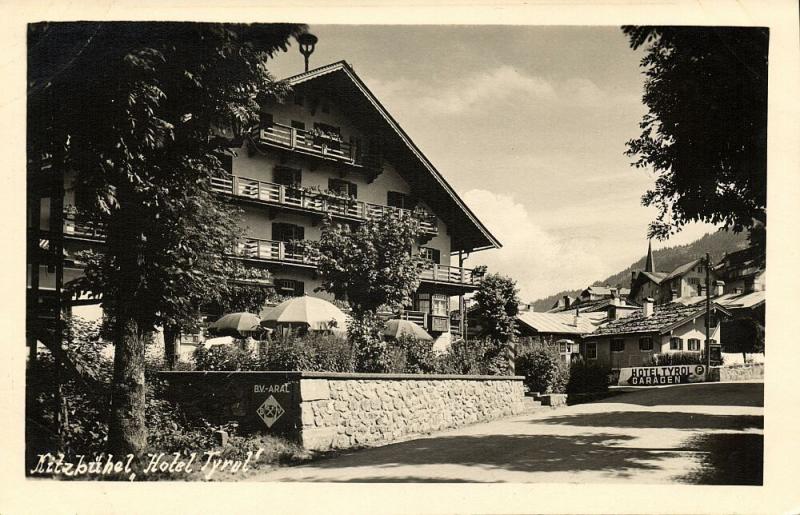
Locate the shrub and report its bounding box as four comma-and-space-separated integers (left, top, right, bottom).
567, 357, 610, 394
193, 343, 258, 371
648, 352, 706, 366
393, 335, 437, 374
514, 340, 569, 394
435, 338, 509, 376
260, 332, 355, 372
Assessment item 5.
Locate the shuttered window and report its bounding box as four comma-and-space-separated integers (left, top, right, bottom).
611, 338, 625, 353
328, 178, 357, 198
670, 337, 683, 350
639, 337, 653, 352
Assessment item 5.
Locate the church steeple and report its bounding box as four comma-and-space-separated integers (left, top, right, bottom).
645, 240, 656, 273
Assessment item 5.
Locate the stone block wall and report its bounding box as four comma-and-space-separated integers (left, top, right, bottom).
711, 363, 765, 382
159, 371, 526, 451
299, 375, 526, 451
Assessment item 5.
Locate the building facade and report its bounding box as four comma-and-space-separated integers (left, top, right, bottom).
26, 61, 501, 354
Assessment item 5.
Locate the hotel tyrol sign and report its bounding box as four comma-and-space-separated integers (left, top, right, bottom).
618, 364, 707, 386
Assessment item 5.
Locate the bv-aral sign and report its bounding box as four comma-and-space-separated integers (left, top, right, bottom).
618, 364, 707, 386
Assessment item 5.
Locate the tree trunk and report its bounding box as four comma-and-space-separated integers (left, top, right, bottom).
163, 325, 179, 370
108, 318, 147, 457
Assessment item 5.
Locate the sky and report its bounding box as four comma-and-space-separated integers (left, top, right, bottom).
267, 25, 719, 302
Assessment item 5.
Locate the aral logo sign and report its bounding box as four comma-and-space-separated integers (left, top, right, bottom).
618, 364, 707, 386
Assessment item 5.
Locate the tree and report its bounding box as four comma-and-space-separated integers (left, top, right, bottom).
304, 211, 426, 371
622, 26, 768, 251
28, 22, 304, 456
474, 273, 520, 344
473, 273, 520, 374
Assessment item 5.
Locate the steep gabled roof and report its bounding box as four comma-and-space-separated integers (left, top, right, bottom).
281, 61, 501, 253
591, 301, 732, 337
661, 259, 703, 282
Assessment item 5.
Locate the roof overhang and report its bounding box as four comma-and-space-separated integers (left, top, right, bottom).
281, 61, 501, 253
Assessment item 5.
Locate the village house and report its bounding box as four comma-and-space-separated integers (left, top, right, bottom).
582, 297, 730, 369
516, 310, 607, 363
629, 241, 719, 305
714, 247, 765, 295
27, 60, 501, 353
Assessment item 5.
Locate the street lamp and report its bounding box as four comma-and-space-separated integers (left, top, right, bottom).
297, 32, 318, 72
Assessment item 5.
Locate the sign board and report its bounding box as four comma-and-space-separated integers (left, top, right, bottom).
618, 364, 707, 386
709, 344, 722, 365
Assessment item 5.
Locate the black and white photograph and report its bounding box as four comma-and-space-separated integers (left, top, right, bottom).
5, 1, 800, 513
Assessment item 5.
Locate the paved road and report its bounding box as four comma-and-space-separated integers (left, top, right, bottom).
253, 382, 763, 484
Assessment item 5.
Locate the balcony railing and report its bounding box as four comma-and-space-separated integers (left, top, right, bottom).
235, 237, 314, 266
63, 211, 106, 240
397, 310, 427, 329
419, 263, 482, 286
258, 123, 380, 169
210, 174, 438, 235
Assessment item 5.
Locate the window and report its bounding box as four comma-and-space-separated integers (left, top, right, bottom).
670, 337, 683, 351
290, 120, 305, 131
387, 191, 416, 210
639, 336, 653, 352
432, 294, 449, 316
260, 112, 273, 127
419, 247, 441, 264
272, 223, 304, 243
585, 342, 597, 360
414, 293, 431, 314
328, 178, 357, 199
687, 338, 701, 351
611, 338, 625, 353
274, 166, 301, 187
275, 279, 304, 297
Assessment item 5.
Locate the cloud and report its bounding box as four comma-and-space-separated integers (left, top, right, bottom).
368, 66, 631, 117
462, 189, 613, 301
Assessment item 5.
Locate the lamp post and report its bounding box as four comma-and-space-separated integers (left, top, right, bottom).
297, 32, 318, 72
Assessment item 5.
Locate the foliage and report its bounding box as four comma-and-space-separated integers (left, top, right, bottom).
214, 262, 274, 315
473, 273, 520, 344
393, 335, 438, 374
514, 340, 570, 394
260, 332, 355, 373
648, 352, 707, 366
29, 22, 305, 453
566, 356, 610, 394
193, 343, 259, 371
303, 211, 427, 371
721, 318, 765, 360
622, 26, 768, 246
434, 338, 507, 376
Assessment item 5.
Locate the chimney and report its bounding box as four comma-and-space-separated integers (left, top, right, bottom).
607, 305, 619, 321
643, 298, 654, 318
563, 296, 571, 309
715, 280, 725, 296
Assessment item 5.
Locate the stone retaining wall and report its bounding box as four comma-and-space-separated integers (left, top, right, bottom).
300, 376, 526, 450
710, 363, 764, 382
159, 371, 525, 451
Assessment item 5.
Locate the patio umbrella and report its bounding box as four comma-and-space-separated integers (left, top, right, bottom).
260, 295, 348, 332
383, 319, 433, 341
207, 312, 262, 336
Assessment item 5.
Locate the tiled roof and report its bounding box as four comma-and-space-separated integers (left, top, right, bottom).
592, 302, 710, 337
517, 312, 607, 335
640, 271, 668, 284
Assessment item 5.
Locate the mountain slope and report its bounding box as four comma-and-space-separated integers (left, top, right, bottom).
529, 231, 749, 311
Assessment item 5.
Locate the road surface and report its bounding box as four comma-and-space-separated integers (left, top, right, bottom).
252, 381, 763, 484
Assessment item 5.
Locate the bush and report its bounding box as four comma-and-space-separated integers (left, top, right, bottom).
435, 338, 511, 376
648, 352, 706, 366
567, 357, 610, 394
393, 335, 437, 374
514, 340, 569, 394
193, 343, 258, 371
261, 332, 355, 372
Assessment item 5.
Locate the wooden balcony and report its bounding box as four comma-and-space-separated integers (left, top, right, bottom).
419, 263, 482, 287
62, 211, 106, 241
258, 123, 381, 170
210, 174, 438, 236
